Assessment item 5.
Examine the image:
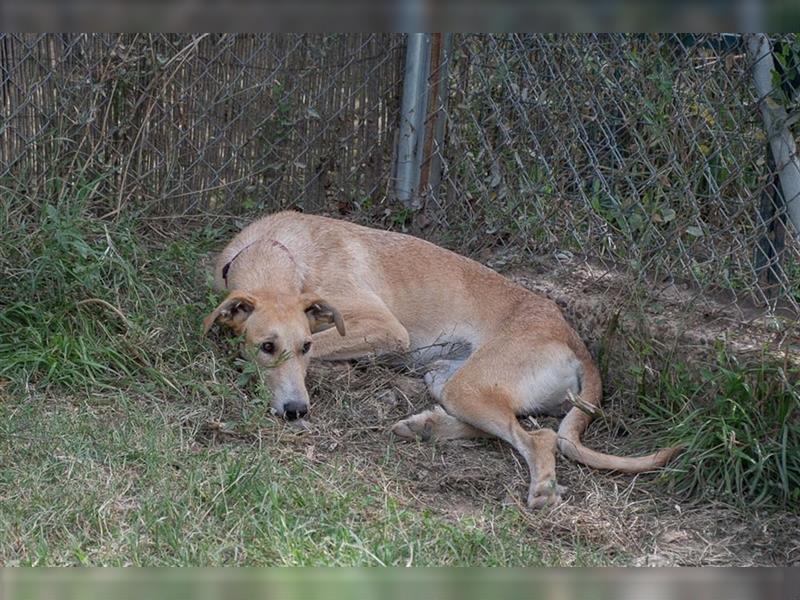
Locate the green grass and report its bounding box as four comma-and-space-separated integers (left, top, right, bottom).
0, 185, 619, 566
0, 396, 558, 566
638, 350, 800, 508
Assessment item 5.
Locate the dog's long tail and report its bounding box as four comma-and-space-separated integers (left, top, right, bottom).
556, 356, 680, 473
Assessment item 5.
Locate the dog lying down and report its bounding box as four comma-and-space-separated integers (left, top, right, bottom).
204, 211, 678, 508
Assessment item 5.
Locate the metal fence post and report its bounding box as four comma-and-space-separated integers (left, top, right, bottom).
418, 33, 452, 208
754, 150, 787, 292
747, 33, 800, 241
395, 33, 430, 209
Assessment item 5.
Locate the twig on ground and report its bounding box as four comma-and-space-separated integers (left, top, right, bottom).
76, 298, 133, 331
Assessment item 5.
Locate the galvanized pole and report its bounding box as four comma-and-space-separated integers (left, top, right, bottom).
425, 33, 453, 207
412, 39, 432, 205
747, 33, 800, 240
395, 33, 430, 210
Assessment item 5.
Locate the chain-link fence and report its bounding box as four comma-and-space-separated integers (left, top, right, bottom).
419, 33, 800, 314
0, 33, 405, 216
2, 33, 798, 314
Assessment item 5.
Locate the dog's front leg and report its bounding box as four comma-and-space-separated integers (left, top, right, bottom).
310, 305, 411, 361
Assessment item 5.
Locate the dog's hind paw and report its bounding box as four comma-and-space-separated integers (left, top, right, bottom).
527, 480, 567, 509
391, 413, 433, 441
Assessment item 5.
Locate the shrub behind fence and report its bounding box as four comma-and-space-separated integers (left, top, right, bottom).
423, 34, 799, 313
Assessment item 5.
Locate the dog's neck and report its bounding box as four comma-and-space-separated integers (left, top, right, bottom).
223, 238, 303, 292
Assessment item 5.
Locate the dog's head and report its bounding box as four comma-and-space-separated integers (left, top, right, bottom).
203, 289, 345, 420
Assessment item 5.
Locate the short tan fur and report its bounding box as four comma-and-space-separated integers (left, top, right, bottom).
205, 211, 678, 507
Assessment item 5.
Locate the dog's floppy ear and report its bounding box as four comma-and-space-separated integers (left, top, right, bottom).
203, 291, 257, 335
301, 293, 345, 336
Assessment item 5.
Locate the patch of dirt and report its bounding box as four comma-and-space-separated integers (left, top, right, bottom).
505, 256, 799, 373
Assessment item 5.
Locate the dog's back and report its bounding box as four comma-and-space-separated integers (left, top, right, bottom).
217, 211, 536, 333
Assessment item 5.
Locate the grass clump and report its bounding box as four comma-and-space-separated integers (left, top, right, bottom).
639, 350, 800, 509
0, 184, 228, 394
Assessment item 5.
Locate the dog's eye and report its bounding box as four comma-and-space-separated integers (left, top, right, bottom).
260, 341, 275, 354
301, 341, 312, 355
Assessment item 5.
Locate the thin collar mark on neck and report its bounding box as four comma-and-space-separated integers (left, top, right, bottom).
221, 239, 296, 288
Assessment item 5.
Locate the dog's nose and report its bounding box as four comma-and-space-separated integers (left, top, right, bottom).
282, 401, 308, 421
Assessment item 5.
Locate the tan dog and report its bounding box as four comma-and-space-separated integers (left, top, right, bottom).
204, 211, 678, 507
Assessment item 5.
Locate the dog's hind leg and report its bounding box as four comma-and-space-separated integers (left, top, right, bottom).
424, 340, 566, 508
443, 381, 562, 508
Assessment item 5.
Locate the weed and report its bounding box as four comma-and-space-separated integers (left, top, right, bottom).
639, 350, 800, 508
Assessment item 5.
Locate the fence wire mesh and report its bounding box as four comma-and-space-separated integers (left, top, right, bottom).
2, 33, 798, 315
0, 33, 405, 216
424, 33, 800, 314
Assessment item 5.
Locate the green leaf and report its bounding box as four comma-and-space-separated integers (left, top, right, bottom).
686, 225, 703, 237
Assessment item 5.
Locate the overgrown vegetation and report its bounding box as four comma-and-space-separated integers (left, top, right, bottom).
0, 182, 223, 394
638, 350, 800, 508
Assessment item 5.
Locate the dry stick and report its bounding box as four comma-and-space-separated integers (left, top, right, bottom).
566, 389, 606, 420
103, 33, 210, 220
76, 298, 132, 330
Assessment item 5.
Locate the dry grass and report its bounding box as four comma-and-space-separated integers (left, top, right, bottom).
195, 348, 800, 567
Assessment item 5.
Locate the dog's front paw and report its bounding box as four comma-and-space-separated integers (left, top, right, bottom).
391, 413, 433, 441
527, 479, 567, 509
